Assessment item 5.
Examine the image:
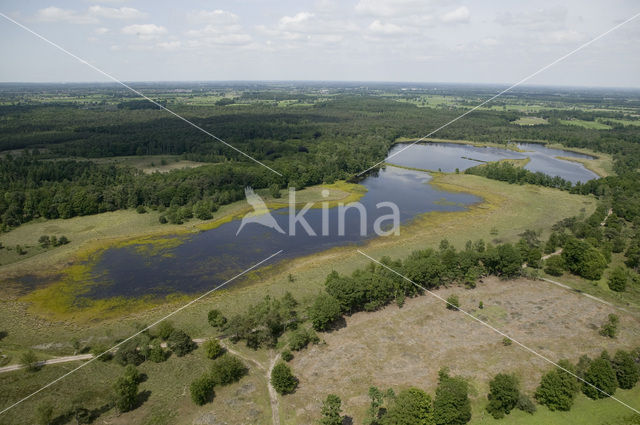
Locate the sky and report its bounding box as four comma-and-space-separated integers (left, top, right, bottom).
0, 0, 639, 87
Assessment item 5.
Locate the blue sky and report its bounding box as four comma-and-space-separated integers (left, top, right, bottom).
1, 0, 639, 87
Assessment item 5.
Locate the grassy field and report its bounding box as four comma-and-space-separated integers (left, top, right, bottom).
0, 174, 604, 424
559, 119, 612, 130
512, 117, 549, 126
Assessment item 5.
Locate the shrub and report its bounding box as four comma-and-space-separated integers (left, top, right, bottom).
20, 350, 40, 372
486, 374, 520, 419
582, 355, 618, 399
600, 314, 619, 338
210, 354, 248, 386
148, 340, 168, 363
433, 370, 471, 425
91, 344, 112, 362
114, 339, 144, 366
271, 362, 298, 395
288, 327, 319, 351
613, 350, 640, 390
281, 350, 293, 362
204, 339, 225, 360
113, 373, 139, 413
544, 255, 565, 276
190, 376, 215, 405
135, 205, 146, 214
535, 360, 579, 411
608, 266, 628, 292
207, 309, 227, 329
515, 394, 536, 414
319, 394, 342, 425
308, 293, 342, 331
382, 387, 433, 425
167, 330, 196, 357
446, 295, 460, 311
156, 321, 175, 340
123, 364, 141, 384
502, 337, 512, 346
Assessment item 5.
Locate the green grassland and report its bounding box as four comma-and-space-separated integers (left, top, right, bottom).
559, 119, 613, 130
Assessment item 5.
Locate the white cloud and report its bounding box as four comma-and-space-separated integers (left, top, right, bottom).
542, 29, 586, 44
440, 6, 470, 24
156, 41, 182, 50
355, 0, 431, 17
188, 9, 239, 24
368, 20, 408, 35
496, 7, 567, 30
88, 6, 145, 20
122, 24, 167, 40
95, 27, 110, 35
34, 6, 98, 24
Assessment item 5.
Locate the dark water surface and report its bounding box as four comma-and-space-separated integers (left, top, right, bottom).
386, 142, 597, 183
88, 167, 478, 298
84, 142, 596, 299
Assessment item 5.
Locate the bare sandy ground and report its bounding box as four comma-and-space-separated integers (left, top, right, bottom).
284, 277, 640, 423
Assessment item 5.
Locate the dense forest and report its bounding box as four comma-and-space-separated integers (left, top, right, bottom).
1, 86, 640, 233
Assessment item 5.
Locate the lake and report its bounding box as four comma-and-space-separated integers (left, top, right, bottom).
76, 142, 597, 299
386, 142, 598, 183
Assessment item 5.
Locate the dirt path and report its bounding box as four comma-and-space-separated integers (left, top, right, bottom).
541, 248, 562, 260
218, 341, 281, 425
0, 353, 93, 373
541, 277, 633, 314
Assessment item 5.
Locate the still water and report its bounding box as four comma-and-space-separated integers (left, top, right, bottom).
386, 142, 597, 183
85, 142, 597, 298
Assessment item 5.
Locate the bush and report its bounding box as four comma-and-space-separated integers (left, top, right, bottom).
58, 235, 69, 245
124, 364, 141, 384
582, 355, 618, 399
156, 321, 175, 340
114, 339, 144, 366
167, 330, 196, 357
502, 337, 512, 346
113, 373, 139, 413
433, 370, 471, 425
135, 205, 146, 214
204, 339, 225, 360
207, 309, 227, 329
544, 255, 565, 276
486, 373, 520, 419
608, 266, 628, 292
515, 394, 536, 414
600, 314, 619, 338
91, 344, 112, 362
308, 293, 342, 331
20, 350, 40, 372
281, 350, 293, 362
271, 362, 298, 395
148, 340, 168, 363
319, 394, 342, 425
210, 354, 248, 386
288, 327, 319, 351
535, 360, 579, 411
613, 350, 640, 390
190, 376, 215, 405
382, 387, 433, 425
446, 295, 460, 311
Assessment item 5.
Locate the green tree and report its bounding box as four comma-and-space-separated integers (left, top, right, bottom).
167, 329, 196, 357
582, 355, 618, 399
20, 350, 40, 372
271, 362, 298, 395
112, 372, 139, 413
308, 293, 342, 331
318, 394, 342, 425
562, 238, 607, 280
190, 376, 215, 405
486, 373, 520, 419
600, 313, 619, 338
433, 369, 471, 425
544, 255, 565, 276
382, 387, 433, 425
535, 360, 580, 411
608, 266, 628, 292
364, 386, 385, 425
204, 338, 225, 360
446, 295, 460, 311
613, 350, 640, 390
210, 354, 248, 386
148, 339, 167, 363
